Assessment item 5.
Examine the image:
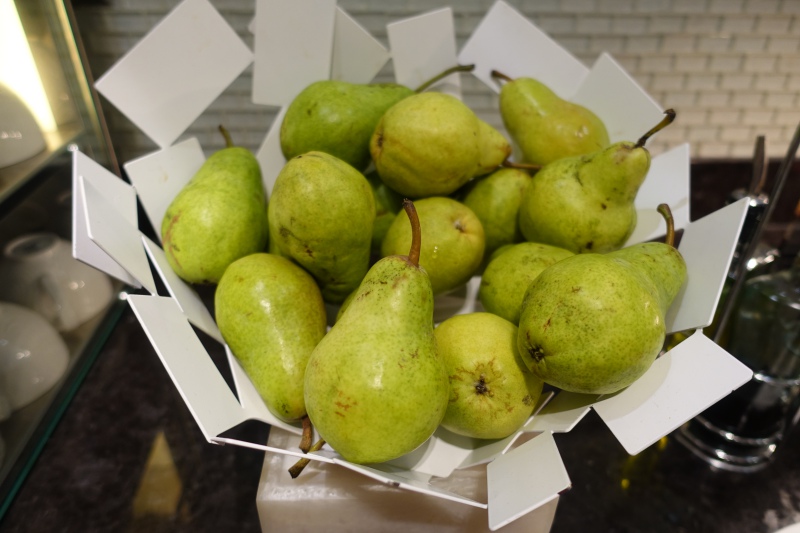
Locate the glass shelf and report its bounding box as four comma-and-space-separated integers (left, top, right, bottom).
0, 0, 121, 518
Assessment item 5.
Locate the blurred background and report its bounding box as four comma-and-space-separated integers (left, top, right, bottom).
71, 0, 800, 165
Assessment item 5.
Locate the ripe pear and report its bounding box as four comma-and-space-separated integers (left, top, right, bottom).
381, 197, 485, 296
461, 167, 532, 259
161, 126, 268, 284
215, 253, 327, 422
435, 312, 543, 439
280, 65, 475, 171
366, 170, 403, 256
518, 109, 676, 254
268, 151, 375, 304
492, 70, 609, 166
479, 242, 574, 324
517, 204, 687, 395
370, 91, 512, 198
303, 200, 449, 464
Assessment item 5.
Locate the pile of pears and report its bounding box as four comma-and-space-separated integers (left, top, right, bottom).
158, 65, 686, 469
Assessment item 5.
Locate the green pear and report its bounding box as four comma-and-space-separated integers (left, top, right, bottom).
215, 253, 327, 422
461, 167, 532, 259
518, 109, 676, 254
268, 151, 375, 304
370, 91, 512, 198
303, 200, 449, 464
366, 171, 403, 256
517, 204, 687, 395
435, 312, 543, 439
161, 126, 268, 284
281, 82, 412, 171
381, 197, 485, 296
479, 242, 574, 324
280, 65, 475, 171
492, 70, 609, 166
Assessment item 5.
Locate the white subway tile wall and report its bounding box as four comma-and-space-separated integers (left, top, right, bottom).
72, 0, 800, 164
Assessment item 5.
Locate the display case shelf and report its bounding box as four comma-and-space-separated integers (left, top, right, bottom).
0, 0, 122, 519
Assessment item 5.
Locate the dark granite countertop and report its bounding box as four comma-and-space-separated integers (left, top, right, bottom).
2, 160, 800, 532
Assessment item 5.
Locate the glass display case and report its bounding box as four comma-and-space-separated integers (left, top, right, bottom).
0, 0, 123, 518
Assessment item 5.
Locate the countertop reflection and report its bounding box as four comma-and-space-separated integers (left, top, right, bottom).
1, 306, 799, 532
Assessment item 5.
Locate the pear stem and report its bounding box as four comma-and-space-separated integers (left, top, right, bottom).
219, 125, 234, 148
490, 70, 514, 84
403, 199, 421, 267
501, 158, 541, 172
635, 109, 676, 149
288, 438, 326, 479
299, 415, 313, 453
414, 64, 476, 93
657, 203, 676, 247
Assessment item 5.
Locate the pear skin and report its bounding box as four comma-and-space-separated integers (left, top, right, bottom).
370, 92, 511, 198
381, 197, 485, 296
268, 151, 375, 304
303, 201, 449, 464
161, 127, 268, 285
215, 253, 327, 422
281, 81, 413, 171
435, 312, 543, 439
479, 242, 574, 324
494, 72, 609, 166
462, 167, 532, 258
518, 142, 649, 254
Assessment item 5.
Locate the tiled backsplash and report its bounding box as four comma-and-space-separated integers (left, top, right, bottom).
72, 0, 800, 165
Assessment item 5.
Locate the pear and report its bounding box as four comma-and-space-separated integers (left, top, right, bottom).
161, 126, 268, 285
303, 200, 449, 464
461, 167, 532, 259
517, 204, 687, 395
518, 109, 676, 254
435, 312, 544, 439
381, 197, 485, 296
268, 151, 375, 304
366, 170, 403, 256
479, 242, 574, 324
215, 253, 327, 422
370, 91, 512, 198
492, 70, 609, 166
281, 65, 475, 171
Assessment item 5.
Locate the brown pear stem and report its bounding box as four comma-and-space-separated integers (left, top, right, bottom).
635, 109, 676, 149
403, 199, 421, 267
414, 64, 476, 93
288, 438, 326, 479
501, 158, 541, 172
490, 70, 514, 84
219, 125, 234, 148
657, 203, 676, 247
299, 415, 313, 453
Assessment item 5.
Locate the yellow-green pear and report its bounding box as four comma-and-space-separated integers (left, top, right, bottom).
268, 151, 375, 304
517, 204, 687, 395
518, 109, 676, 254
370, 91, 512, 198
304, 200, 449, 464
435, 312, 543, 439
381, 197, 485, 296
215, 253, 327, 422
479, 242, 574, 324
461, 167, 532, 259
492, 70, 609, 166
161, 126, 268, 285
